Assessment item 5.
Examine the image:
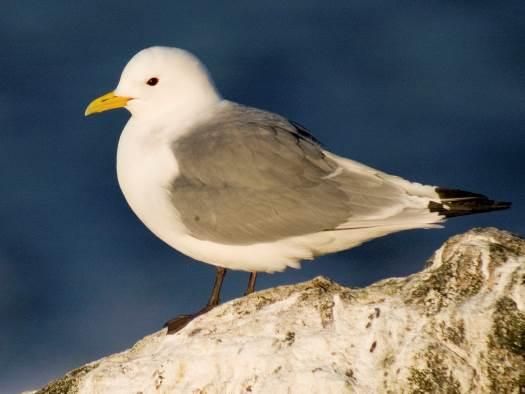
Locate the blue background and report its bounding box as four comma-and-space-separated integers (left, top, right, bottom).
1, 2, 523, 392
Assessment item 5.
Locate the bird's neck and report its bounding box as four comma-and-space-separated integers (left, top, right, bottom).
129, 93, 221, 140
125, 99, 225, 148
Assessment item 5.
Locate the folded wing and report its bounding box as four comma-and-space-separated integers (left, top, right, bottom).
169, 102, 440, 245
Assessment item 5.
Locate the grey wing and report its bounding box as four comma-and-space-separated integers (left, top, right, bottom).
170, 103, 405, 245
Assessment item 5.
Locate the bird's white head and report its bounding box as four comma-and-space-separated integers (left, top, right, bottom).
85, 46, 221, 120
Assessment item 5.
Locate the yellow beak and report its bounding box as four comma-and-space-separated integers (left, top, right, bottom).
84, 91, 131, 116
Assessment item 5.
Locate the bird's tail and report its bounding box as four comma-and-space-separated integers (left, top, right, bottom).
428, 187, 511, 218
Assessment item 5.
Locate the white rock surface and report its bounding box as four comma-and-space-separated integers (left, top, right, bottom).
33, 228, 524, 394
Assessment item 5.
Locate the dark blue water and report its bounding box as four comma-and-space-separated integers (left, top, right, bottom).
1, 2, 524, 392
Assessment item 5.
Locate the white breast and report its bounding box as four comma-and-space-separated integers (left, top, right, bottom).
116, 118, 187, 242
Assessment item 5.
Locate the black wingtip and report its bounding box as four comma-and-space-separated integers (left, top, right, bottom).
429, 188, 511, 218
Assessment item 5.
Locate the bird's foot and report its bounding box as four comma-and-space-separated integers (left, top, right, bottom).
163, 304, 215, 335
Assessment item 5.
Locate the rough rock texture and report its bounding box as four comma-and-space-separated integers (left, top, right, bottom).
31, 228, 524, 394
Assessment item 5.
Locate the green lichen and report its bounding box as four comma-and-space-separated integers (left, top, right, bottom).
408, 346, 461, 394
439, 318, 465, 346
407, 244, 484, 314
381, 354, 396, 369
35, 363, 98, 394
488, 243, 509, 268
410, 228, 524, 314
484, 228, 525, 257
364, 277, 408, 298
492, 297, 525, 354
486, 296, 525, 392
317, 299, 335, 327
284, 331, 295, 346
293, 278, 338, 327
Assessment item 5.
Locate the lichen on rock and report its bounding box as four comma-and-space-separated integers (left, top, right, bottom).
26, 228, 524, 394
34, 363, 98, 394
486, 296, 525, 392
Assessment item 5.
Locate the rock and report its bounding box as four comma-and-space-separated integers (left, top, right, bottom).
31, 228, 524, 394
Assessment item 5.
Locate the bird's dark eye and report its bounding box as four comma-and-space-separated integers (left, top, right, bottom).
146, 77, 159, 86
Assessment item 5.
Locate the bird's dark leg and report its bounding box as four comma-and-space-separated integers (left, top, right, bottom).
165, 267, 227, 334
245, 272, 257, 295
206, 267, 227, 307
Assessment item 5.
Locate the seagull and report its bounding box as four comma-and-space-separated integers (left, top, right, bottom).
85, 46, 510, 333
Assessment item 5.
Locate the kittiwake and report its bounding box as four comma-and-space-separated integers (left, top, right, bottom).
85, 46, 510, 333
